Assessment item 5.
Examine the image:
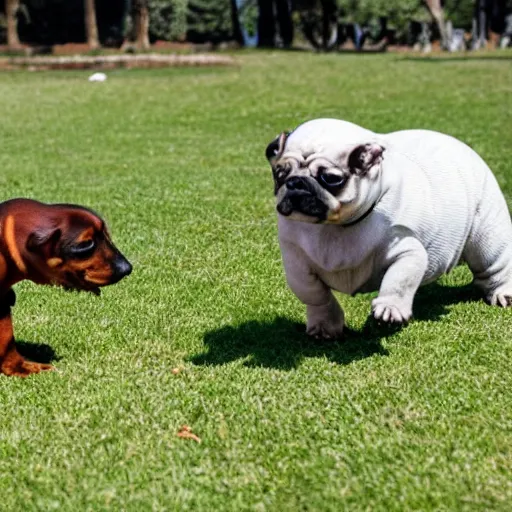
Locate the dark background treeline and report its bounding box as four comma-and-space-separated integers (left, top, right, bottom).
2, 0, 236, 46
1, 0, 511, 49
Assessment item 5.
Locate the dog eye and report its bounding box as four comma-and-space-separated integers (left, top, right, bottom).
319, 173, 346, 188
274, 166, 289, 181
71, 240, 96, 257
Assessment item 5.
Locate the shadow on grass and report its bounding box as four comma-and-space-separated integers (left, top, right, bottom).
413, 281, 481, 321
16, 341, 60, 364
192, 317, 388, 370
192, 281, 483, 370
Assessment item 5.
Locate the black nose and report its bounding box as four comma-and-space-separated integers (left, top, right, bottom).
112, 255, 132, 282
286, 176, 308, 191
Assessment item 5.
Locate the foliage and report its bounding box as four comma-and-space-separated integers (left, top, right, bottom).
1, 0, 507, 46
149, 0, 188, 41
293, 1, 339, 50
16, 0, 85, 44
444, 0, 475, 30
330, 0, 480, 41
342, 0, 428, 30
187, 0, 234, 43
238, 0, 258, 38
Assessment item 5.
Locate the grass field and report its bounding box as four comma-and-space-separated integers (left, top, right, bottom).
1, 51, 512, 510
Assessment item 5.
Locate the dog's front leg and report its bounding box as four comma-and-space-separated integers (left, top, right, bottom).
0, 290, 54, 377
281, 241, 344, 339
372, 235, 428, 325
305, 297, 345, 340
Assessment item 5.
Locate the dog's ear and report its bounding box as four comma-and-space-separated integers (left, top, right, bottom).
265, 131, 289, 166
348, 143, 385, 175
26, 227, 62, 254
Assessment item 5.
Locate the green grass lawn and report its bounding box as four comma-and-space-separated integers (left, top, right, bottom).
0, 51, 511, 511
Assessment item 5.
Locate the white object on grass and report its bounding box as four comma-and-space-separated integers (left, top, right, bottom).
88, 72, 107, 82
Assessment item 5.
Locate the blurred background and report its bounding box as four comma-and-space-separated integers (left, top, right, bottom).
1, 0, 512, 55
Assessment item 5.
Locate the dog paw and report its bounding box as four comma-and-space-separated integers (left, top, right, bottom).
489, 291, 512, 308
1, 361, 54, 377
306, 299, 345, 340
372, 296, 412, 325
306, 321, 344, 340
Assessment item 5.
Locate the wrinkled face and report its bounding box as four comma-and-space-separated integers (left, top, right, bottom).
26, 207, 132, 294
266, 132, 385, 224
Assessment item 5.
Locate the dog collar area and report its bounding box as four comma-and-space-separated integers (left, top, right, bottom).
341, 201, 377, 227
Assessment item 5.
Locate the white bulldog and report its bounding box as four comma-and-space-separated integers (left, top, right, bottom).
265, 118, 512, 339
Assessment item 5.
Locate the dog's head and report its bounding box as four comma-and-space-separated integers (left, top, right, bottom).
4, 199, 132, 294
266, 119, 385, 224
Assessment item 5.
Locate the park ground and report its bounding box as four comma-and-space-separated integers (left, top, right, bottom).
0, 50, 511, 510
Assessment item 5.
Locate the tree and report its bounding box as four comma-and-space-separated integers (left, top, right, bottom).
275, 0, 293, 47
187, 0, 235, 43
6, 0, 21, 48
257, 0, 275, 47
149, 0, 188, 42
84, 0, 100, 49
296, 0, 339, 50
133, 0, 150, 49
230, 0, 245, 45
256, 0, 293, 47
343, 0, 426, 34
423, 0, 449, 48
122, 0, 150, 50
444, 0, 474, 30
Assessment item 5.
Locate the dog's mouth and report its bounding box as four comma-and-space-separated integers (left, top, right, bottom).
277, 192, 329, 221
56, 260, 130, 295
65, 285, 101, 296
276, 176, 342, 222
58, 272, 102, 296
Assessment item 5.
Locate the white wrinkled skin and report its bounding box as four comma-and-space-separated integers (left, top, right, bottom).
277, 118, 512, 337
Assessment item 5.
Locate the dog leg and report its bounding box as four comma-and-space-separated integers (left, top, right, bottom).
1, 345, 54, 377
471, 263, 512, 307
372, 236, 428, 325
0, 292, 54, 377
281, 241, 345, 339
306, 295, 345, 339
463, 189, 512, 307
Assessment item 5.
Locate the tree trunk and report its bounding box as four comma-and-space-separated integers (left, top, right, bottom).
6, 0, 21, 49
298, 0, 338, 51
275, 0, 293, 48
424, 0, 449, 49
134, 0, 150, 50
473, 0, 488, 49
84, 0, 100, 49
257, 0, 276, 47
230, 0, 245, 46
321, 0, 337, 50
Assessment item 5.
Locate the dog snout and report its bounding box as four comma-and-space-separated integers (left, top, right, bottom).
286, 176, 309, 192
111, 254, 132, 283
277, 199, 293, 216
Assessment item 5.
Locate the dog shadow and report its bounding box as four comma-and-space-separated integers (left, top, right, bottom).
16, 341, 60, 364
191, 281, 482, 370
412, 281, 481, 321
191, 317, 388, 370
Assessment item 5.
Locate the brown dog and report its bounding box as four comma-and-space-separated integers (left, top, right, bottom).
0, 198, 132, 377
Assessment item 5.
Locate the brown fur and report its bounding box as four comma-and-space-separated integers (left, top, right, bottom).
0, 199, 132, 377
